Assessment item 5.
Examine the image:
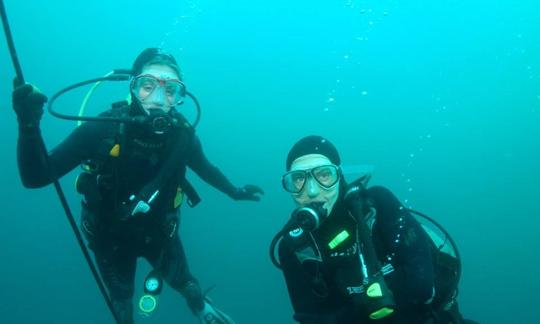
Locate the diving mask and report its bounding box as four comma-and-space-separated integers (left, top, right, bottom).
282, 164, 340, 194
131, 74, 186, 110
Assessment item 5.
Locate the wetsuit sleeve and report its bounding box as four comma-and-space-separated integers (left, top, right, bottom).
368, 186, 435, 309
185, 135, 239, 198
17, 121, 110, 188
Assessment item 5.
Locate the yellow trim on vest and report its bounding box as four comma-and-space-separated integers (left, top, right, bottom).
174, 187, 184, 208
109, 144, 120, 157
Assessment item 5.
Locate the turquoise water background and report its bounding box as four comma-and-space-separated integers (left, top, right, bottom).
1, 0, 539, 323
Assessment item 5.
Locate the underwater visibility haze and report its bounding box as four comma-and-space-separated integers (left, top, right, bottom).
1, 0, 539, 323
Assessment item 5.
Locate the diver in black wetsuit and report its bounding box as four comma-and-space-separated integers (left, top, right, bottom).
271, 136, 477, 324
12, 48, 263, 324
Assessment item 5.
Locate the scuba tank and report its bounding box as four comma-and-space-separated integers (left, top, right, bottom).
410, 209, 461, 311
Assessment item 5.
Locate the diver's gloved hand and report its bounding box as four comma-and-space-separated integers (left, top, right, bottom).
196, 298, 236, 324
232, 184, 264, 201
12, 79, 47, 129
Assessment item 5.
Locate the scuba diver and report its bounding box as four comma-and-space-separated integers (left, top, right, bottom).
12, 48, 263, 324
270, 135, 478, 323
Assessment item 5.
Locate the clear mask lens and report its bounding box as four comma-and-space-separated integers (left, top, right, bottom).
282, 165, 340, 194
132, 75, 186, 106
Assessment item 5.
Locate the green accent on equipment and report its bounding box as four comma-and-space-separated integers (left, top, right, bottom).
328, 230, 350, 250
138, 294, 157, 314
78, 71, 111, 126
367, 282, 383, 298
77, 71, 133, 127
369, 307, 394, 320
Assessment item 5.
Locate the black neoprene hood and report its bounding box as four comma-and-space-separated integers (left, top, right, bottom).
286, 135, 341, 171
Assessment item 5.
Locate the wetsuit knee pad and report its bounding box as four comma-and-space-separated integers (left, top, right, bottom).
96, 258, 135, 300
180, 280, 205, 312
112, 298, 134, 324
